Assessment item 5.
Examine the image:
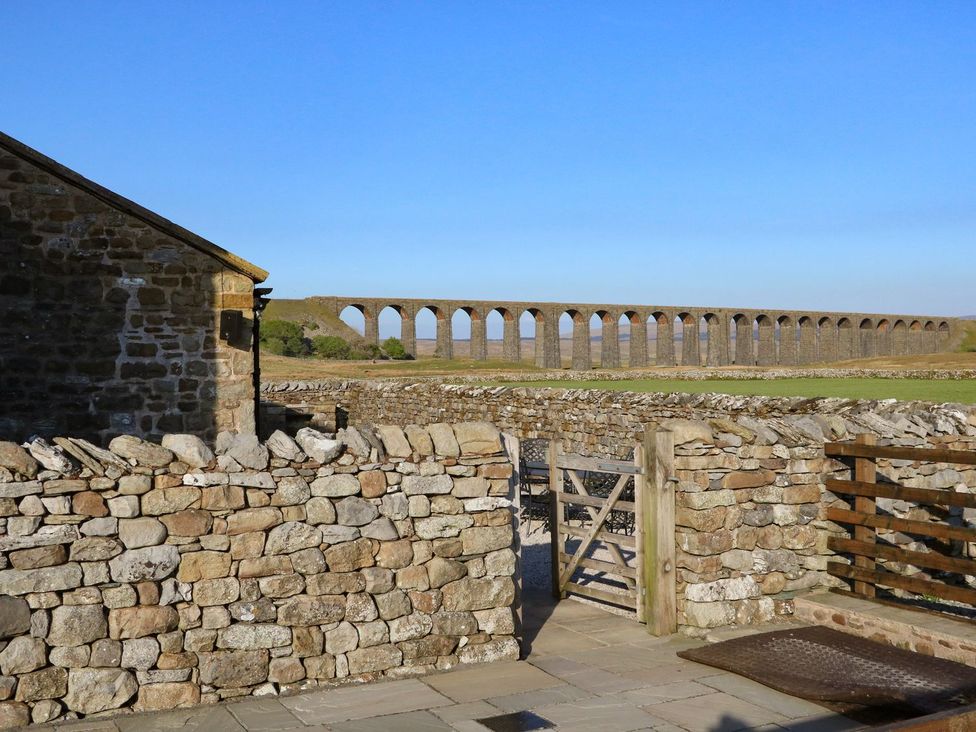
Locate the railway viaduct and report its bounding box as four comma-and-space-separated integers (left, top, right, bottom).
316, 296, 961, 369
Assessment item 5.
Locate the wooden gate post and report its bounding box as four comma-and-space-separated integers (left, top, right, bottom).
548, 440, 565, 600
641, 426, 676, 635
853, 432, 877, 598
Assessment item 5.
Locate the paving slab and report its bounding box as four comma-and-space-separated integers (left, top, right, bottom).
699, 672, 833, 720
533, 697, 665, 732
487, 683, 595, 712
425, 661, 563, 703
330, 709, 453, 731
647, 691, 791, 732
228, 699, 305, 729
280, 678, 452, 724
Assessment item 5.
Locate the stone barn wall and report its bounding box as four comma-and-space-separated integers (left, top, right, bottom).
0, 422, 517, 727
0, 132, 266, 444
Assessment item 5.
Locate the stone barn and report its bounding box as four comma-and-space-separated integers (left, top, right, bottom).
0, 131, 269, 443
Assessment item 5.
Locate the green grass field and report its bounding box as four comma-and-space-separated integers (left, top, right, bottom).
494, 378, 976, 403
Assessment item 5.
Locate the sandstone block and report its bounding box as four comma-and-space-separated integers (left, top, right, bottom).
64, 668, 137, 713
0, 443, 38, 478
271, 476, 311, 507
358, 470, 387, 499
0, 597, 31, 642
454, 422, 502, 456
380, 493, 408, 520
460, 526, 512, 555
194, 577, 240, 606
296, 428, 342, 464
121, 637, 160, 670
337, 496, 379, 526
278, 596, 345, 626
452, 477, 489, 498
266, 522, 322, 555
415, 515, 474, 539
388, 612, 432, 643
177, 551, 231, 582
198, 649, 269, 687
338, 427, 373, 459
376, 426, 412, 458
134, 681, 200, 711
0, 564, 82, 595
48, 604, 106, 647
0, 637, 46, 676
10, 544, 68, 569
266, 430, 306, 461
404, 425, 434, 456
226, 507, 282, 535
0, 702, 28, 729
304, 653, 336, 680
375, 590, 412, 620
223, 433, 269, 470
118, 517, 168, 549
458, 637, 518, 664
161, 434, 214, 469
324, 538, 375, 572
109, 545, 180, 583
218, 624, 291, 650
361, 517, 399, 541
402, 474, 453, 496
441, 577, 514, 611
15, 667, 67, 703
239, 556, 293, 578
141, 486, 200, 516
426, 557, 468, 589
109, 606, 179, 639
161, 509, 213, 537
269, 657, 306, 684
325, 622, 359, 655
346, 644, 401, 674
311, 473, 360, 497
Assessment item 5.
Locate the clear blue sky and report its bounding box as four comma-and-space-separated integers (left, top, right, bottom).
6, 2, 975, 326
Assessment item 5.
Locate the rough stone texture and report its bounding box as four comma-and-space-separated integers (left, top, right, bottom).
0, 133, 265, 444
0, 421, 516, 725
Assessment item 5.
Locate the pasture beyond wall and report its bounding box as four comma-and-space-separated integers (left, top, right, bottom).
0, 423, 517, 727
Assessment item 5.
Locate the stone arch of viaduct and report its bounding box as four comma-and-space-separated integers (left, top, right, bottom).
323, 297, 960, 369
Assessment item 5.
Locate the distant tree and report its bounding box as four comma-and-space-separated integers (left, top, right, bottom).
382, 337, 409, 360
260, 319, 308, 357
350, 343, 384, 360
312, 335, 352, 359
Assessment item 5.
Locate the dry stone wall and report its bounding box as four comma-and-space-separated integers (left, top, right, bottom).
0, 422, 517, 728
264, 380, 976, 633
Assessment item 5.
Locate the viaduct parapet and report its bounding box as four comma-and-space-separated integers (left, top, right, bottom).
315, 296, 960, 369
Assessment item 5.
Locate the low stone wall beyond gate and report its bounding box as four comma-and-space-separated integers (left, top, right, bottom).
0, 422, 517, 728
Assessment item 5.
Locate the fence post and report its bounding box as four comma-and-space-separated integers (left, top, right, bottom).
548, 440, 564, 600
634, 439, 646, 623
854, 433, 877, 598
642, 426, 676, 635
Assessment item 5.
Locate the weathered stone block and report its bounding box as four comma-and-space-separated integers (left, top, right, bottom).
198, 650, 269, 687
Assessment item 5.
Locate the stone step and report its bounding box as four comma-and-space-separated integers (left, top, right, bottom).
793, 590, 976, 667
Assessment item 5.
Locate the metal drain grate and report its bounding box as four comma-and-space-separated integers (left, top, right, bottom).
678, 626, 976, 713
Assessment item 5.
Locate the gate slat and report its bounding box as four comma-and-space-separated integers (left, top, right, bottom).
564, 471, 638, 589
558, 472, 631, 587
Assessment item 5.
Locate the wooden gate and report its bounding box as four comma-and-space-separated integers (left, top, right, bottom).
548, 427, 676, 635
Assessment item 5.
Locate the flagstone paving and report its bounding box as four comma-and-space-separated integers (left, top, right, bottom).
45, 589, 864, 732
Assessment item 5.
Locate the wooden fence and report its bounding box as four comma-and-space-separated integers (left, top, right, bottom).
825, 434, 976, 606
548, 426, 676, 635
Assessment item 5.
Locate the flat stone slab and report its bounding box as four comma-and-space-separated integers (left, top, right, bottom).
279, 678, 453, 724
424, 661, 563, 704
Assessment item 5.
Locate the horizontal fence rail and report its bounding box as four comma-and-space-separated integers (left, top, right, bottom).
825, 435, 976, 610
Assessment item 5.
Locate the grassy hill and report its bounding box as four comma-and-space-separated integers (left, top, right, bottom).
263, 298, 364, 344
